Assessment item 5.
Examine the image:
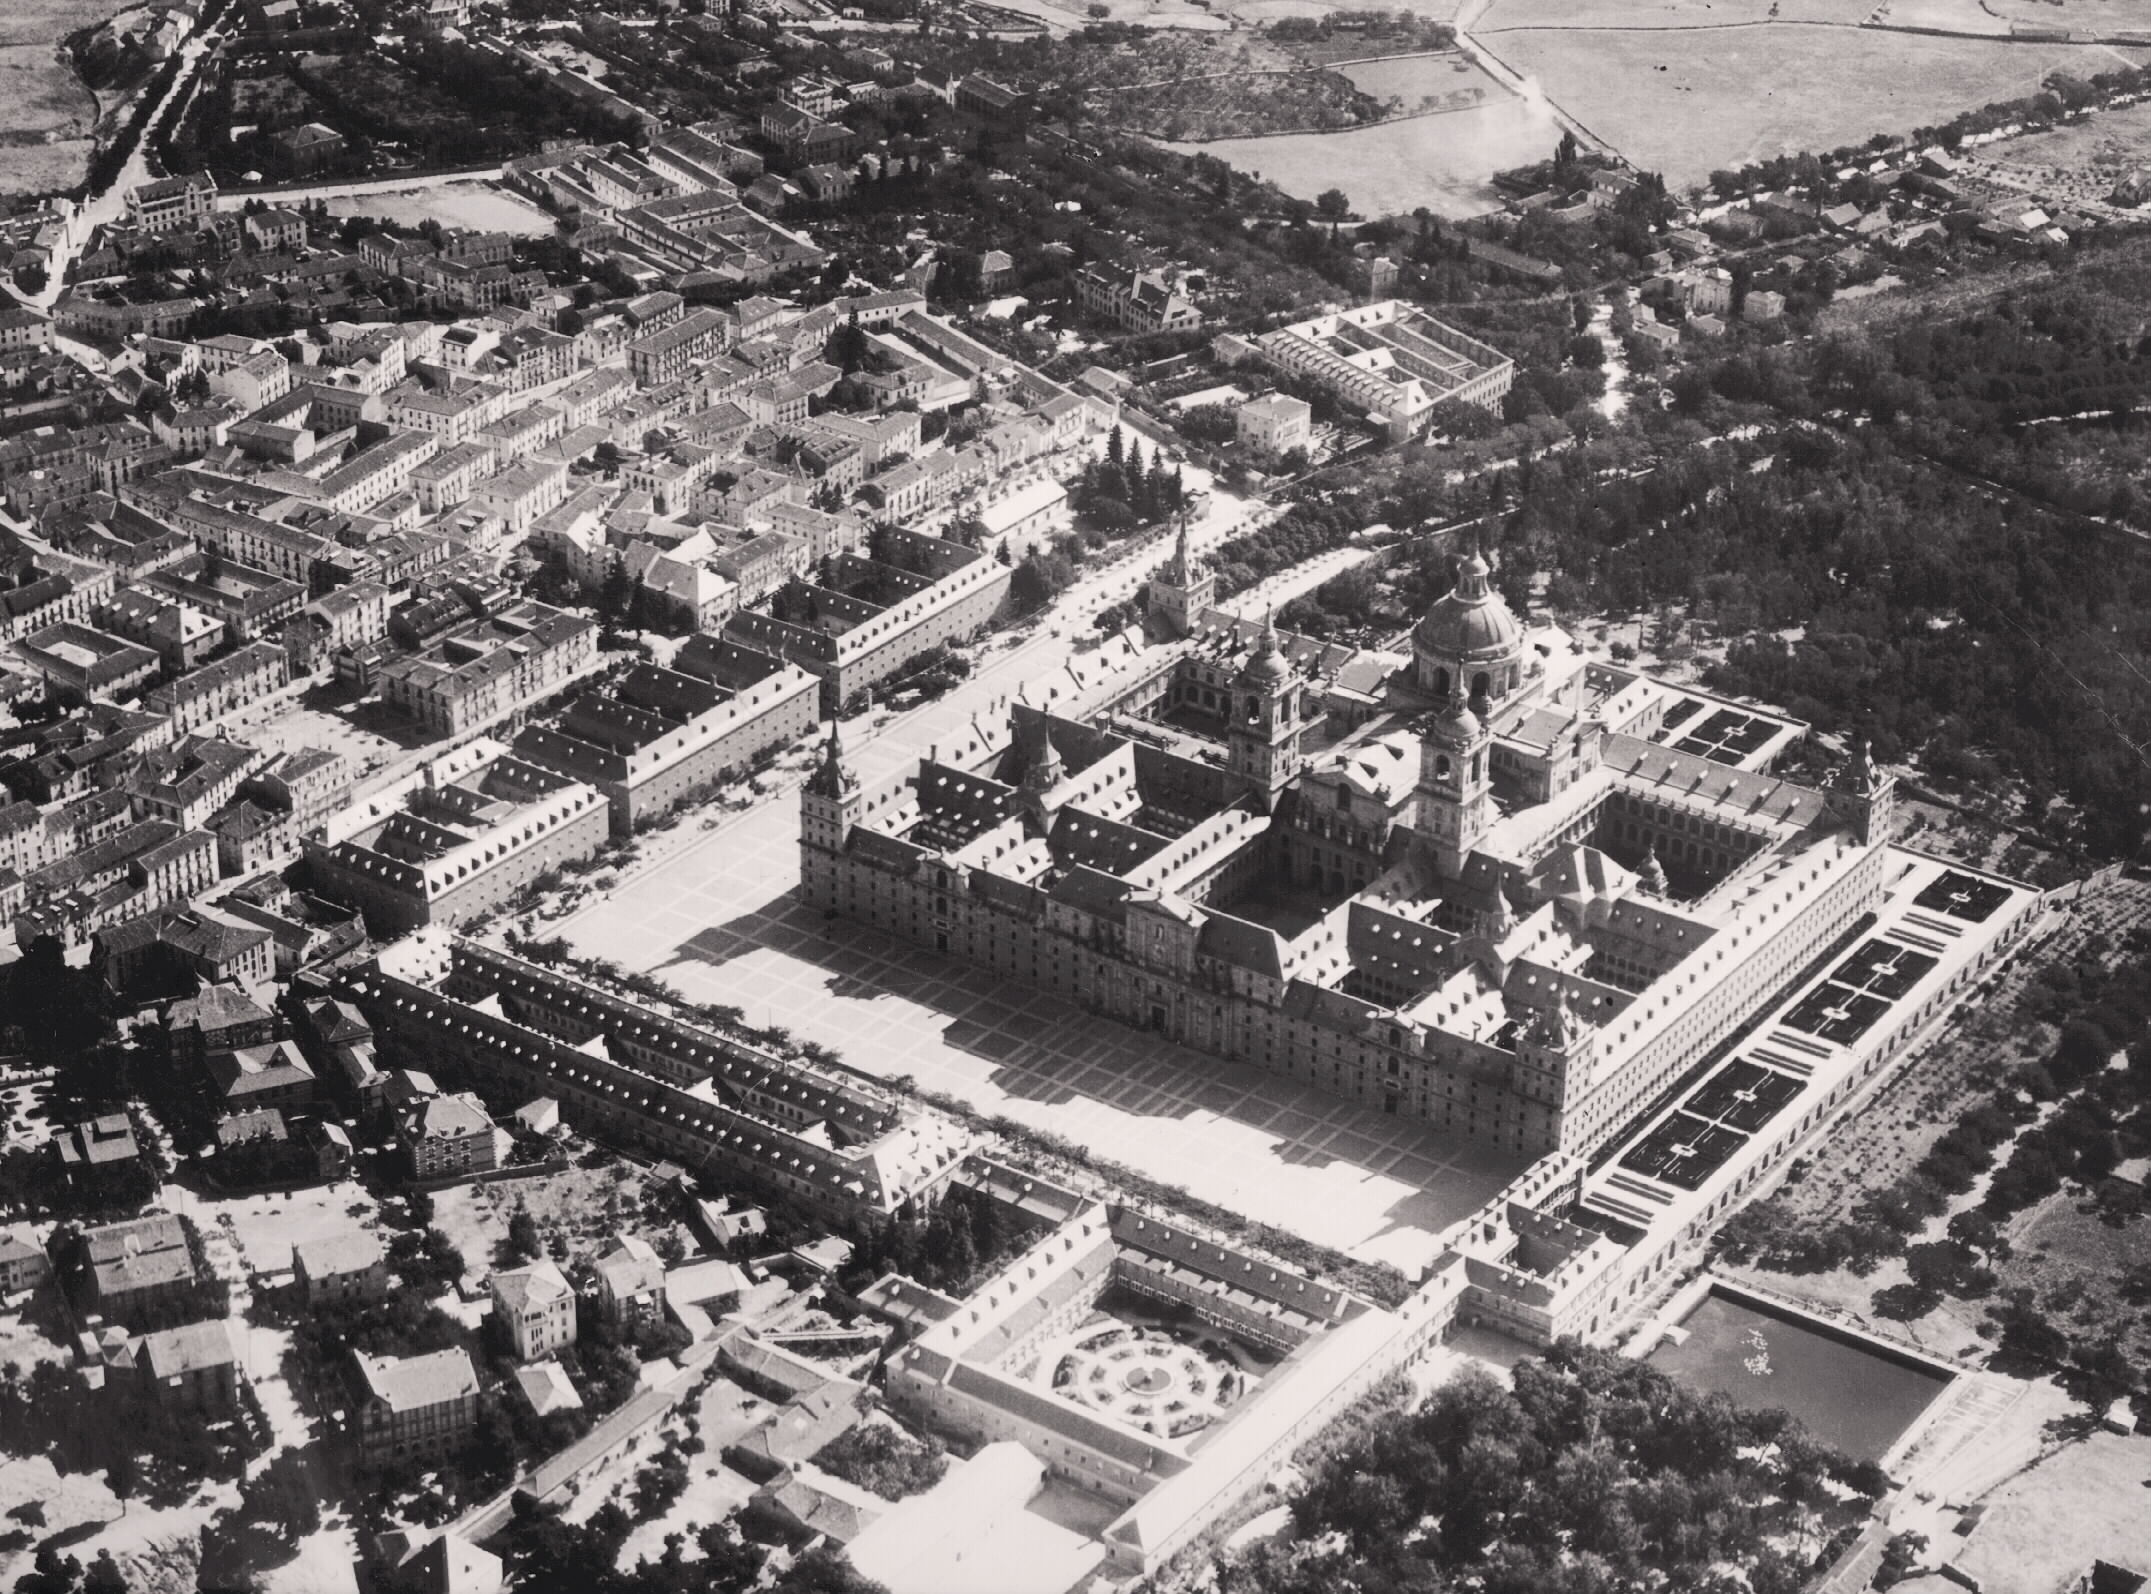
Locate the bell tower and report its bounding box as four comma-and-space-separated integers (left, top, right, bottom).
1417, 691, 1493, 878
799, 723, 862, 910
1825, 739, 1896, 847
1227, 612, 1302, 807
1147, 512, 1214, 637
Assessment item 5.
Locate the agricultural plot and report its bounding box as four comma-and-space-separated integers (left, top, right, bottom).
1475, 0, 1870, 25
1164, 80, 1559, 215
1971, 98, 2151, 198
0, 0, 112, 196
1488, 24, 2144, 183
1338, 50, 1498, 114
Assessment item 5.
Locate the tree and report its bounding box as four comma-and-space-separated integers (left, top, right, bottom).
774, 1546, 889, 1594
1315, 188, 1352, 222
600, 556, 631, 626
505, 1208, 542, 1266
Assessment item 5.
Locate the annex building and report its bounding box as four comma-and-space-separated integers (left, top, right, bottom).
340, 939, 973, 1224
1223, 300, 1515, 442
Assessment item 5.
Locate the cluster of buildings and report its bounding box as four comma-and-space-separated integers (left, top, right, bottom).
1217, 300, 1514, 443
0, 684, 360, 948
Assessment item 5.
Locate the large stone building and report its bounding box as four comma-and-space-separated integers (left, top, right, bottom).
339, 939, 972, 1225
511, 647, 818, 837
375, 600, 596, 739
1224, 300, 1514, 443
303, 743, 609, 933
351, 1347, 480, 1464
799, 545, 1914, 1165
492, 1258, 577, 1362
723, 530, 1010, 714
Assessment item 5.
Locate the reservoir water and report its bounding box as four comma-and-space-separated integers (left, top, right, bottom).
1646, 1288, 1952, 1463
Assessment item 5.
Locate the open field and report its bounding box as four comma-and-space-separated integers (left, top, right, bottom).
1487, 26, 2146, 183
1338, 50, 1498, 110
1165, 89, 1561, 216
1477, 0, 1870, 25
1951, 1432, 2151, 1591
1477, 0, 2151, 29
0, 0, 106, 198
321, 180, 555, 235
0, 1453, 234, 1593
428, 1159, 693, 1276
243, 695, 407, 789
1232, 0, 1462, 19
207, 1180, 388, 1278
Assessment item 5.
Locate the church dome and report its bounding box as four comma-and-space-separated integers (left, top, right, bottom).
1429, 694, 1482, 744
1236, 616, 1293, 688
1412, 551, 1523, 662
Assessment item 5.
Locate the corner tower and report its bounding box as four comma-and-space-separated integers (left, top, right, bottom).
799, 723, 862, 911
1147, 512, 1214, 638
1825, 738, 1896, 847
1507, 992, 1595, 1152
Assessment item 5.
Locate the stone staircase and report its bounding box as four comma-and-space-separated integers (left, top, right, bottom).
1897, 1373, 2041, 1505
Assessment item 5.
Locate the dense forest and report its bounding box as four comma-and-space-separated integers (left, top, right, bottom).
1222, 1342, 1886, 1594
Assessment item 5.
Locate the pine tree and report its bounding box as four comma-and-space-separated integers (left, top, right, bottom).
1106, 424, 1125, 471
1146, 453, 1171, 517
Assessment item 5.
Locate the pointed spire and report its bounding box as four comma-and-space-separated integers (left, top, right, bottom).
806, 721, 857, 799
1171, 509, 1193, 585
1530, 989, 1578, 1050
1237, 604, 1292, 687
1833, 737, 1880, 794
1481, 883, 1516, 941
1021, 722, 1064, 793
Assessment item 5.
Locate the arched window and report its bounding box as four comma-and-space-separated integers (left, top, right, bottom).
1432, 666, 1450, 697
1435, 754, 1452, 781
1471, 670, 1491, 700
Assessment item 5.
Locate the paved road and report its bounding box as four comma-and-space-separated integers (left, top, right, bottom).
212, 167, 509, 210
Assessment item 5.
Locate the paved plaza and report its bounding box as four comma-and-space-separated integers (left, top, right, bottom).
555, 800, 1521, 1278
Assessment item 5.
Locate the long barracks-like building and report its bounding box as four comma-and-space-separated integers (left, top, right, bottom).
340, 939, 972, 1224
800, 533, 1914, 1164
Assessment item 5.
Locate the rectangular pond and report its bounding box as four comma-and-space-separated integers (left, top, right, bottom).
1646, 1286, 1952, 1464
